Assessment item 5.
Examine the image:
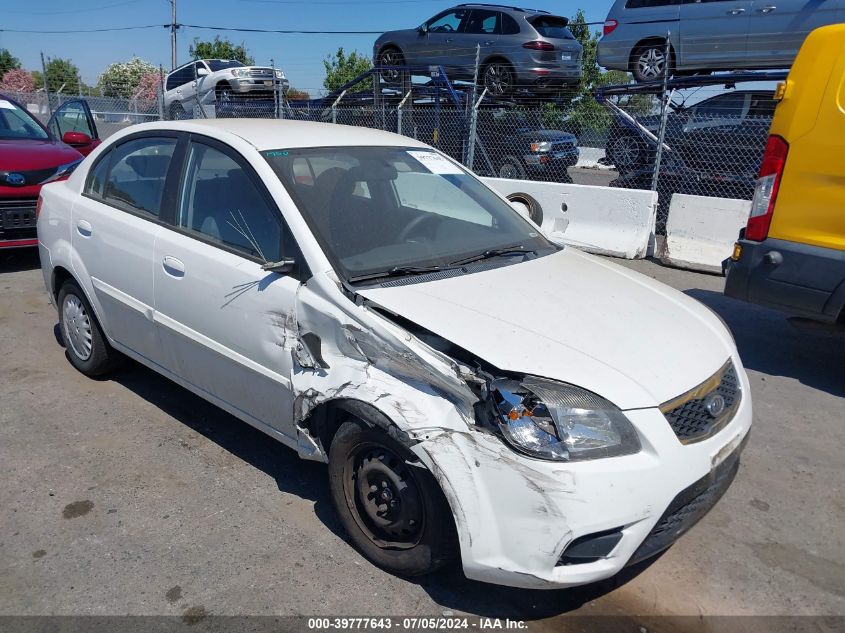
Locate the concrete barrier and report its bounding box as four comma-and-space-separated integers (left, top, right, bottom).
660, 194, 751, 274
482, 177, 657, 259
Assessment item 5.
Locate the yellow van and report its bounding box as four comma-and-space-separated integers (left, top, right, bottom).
725, 24, 845, 323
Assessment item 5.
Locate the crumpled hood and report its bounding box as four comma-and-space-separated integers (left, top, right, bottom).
358, 248, 735, 410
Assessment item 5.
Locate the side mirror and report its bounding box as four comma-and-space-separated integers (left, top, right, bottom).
62, 131, 93, 147
261, 258, 297, 274
196, 67, 209, 77
417, 24, 428, 35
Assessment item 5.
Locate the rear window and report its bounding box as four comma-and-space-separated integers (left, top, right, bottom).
529, 16, 574, 40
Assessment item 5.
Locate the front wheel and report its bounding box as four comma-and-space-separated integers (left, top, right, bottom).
497, 155, 527, 180
608, 134, 645, 171
328, 420, 458, 576
377, 48, 405, 85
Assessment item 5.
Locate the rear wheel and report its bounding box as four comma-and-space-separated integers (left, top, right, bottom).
58, 280, 122, 377
328, 419, 458, 576
632, 42, 672, 82
483, 61, 514, 97
608, 133, 645, 170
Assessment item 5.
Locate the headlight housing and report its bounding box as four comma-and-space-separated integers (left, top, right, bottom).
42, 159, 83, 184
274, 69, 285, 79
230, 68, 248, 77
530, 141, 552, 153
492, 376, 640, 462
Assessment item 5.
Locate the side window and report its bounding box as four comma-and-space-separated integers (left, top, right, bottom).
103, 137, 176, 217
427, 10, 467, 33
627, 0, 680, 7
501, 14, 521, 35
693, 93, 748, 118
50, 102, 94, 139
85, 153, 111, 197
178, 142, 283, 261
465, 10, 499, 35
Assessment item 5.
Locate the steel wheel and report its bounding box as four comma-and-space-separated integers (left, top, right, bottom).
483, 62, 513, 96
635, 46, 668, 81
343, 442, 424, 549
62, 294, 93, 361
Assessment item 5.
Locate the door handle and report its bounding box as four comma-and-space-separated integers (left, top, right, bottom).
76, 219, 92, 237
483, 40, 494, 46
727, 8, 746, 14
162, 256, 185, 278
757, 5, 776, 13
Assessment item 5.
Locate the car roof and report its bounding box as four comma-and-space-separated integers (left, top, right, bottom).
122, 119, 431, 151
455, 3, 550, 15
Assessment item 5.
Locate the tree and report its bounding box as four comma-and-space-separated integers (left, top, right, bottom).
43, 58, 80, 94
322, 48, 371, 93
132, 72, 163, 108
98, 57, 157, 98
0, 49, 21, 78
0, 68, 36, 93
286, 86, 311, 101
189, 36, 254, 65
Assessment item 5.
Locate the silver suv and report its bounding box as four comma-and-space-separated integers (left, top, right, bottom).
598, 0, 844, 83
373, 3, 582, 97
163, 59, 289, 119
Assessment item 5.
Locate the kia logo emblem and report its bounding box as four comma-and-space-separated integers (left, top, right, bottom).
5, 173, 25, 186
704, 393, 727, 418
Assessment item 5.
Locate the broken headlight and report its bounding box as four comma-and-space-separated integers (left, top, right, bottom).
492, 376, 640, 462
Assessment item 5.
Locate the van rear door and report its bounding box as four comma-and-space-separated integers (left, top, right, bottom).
745, 0, 841, 67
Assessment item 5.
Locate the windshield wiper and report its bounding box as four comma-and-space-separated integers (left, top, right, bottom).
449, 246, 537, 268
348, 264, 461, 284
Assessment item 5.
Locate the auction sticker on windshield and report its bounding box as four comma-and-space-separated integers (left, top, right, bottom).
0, 100, 16, 110
408, 150, 464, 175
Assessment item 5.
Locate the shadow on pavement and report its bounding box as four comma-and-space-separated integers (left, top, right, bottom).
0, 248, 41, 273
686, 289, 845, 398
103, 357, 654, 619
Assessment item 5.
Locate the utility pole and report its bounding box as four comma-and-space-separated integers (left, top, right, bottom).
40, 51, 52, 115
170, 0, 177, 71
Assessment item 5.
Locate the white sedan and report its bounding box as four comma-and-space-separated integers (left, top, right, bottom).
36, 119, 751, 589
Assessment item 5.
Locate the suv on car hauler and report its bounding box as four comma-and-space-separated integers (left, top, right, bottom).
374, 3, 583, 97
163, 59, 289, 119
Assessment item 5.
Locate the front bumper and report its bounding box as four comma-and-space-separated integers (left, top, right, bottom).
412, 358, 752, 589
229, 78, 289, 94
724, 237, 845, 323
0, 197, 38, 248
523, 148, 579, 175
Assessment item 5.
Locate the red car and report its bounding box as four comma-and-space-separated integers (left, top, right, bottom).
1, 95, 100, 249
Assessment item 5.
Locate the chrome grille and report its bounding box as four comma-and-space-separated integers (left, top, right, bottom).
661, 360, 740, 444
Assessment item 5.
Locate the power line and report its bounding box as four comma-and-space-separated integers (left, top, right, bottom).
0, 24, 164, 33
181, 23, 384, 34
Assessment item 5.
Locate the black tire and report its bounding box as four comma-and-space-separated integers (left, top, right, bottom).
506, 192, 543, 226
168, 102, 186, 121
483, 60, 515, 97
57, 280, 122, 377
377, 47, 405, 85
608, 133, 645, 171
497, 155, 527, 180
328, 419, 458, 577
631, 42, 673, 83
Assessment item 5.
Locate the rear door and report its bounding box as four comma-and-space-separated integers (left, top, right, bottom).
71, 132, 180, 363
461, 9, 502, 66
678, 0, 753, 68
153, 136, 302, 437
47, 100, 100, 156
746, 0, 841, 66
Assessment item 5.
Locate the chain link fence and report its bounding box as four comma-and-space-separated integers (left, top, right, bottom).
8, 73, 775, 235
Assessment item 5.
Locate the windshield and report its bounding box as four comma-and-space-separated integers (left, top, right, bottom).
207, 60, 245, 72
0, 98, 49, 140
263, 146, 555, 282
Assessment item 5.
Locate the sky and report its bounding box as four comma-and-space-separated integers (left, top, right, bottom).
0, 0, 614, 96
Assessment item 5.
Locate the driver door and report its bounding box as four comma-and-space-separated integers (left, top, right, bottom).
408, 8, 470, 67
47, 100, 100, 156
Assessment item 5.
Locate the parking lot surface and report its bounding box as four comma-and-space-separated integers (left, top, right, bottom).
1, 248, 843, 626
